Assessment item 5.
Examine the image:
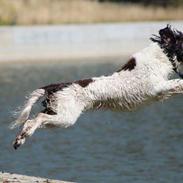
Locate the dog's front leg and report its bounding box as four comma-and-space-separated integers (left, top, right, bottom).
156, 79, 183, 100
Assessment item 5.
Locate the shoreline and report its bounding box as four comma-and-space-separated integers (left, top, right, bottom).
0, 54, 129, 66
0, 21, 182, 64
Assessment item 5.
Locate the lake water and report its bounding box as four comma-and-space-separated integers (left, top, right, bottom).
0, 59, 183, 183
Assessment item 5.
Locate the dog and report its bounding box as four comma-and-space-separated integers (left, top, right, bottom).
12, 25, 183, 149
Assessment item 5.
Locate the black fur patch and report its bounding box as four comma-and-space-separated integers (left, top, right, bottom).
41, 108, 57, 115
41, 83, 72, 115
151, 25, 183, 65
41, 79, 93, 115
117, 57, 136, 72
75, 78, 93, 87
42, 78, 93, 94
42, 82, 72, 95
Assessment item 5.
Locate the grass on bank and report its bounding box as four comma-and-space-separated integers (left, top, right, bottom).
0, 0, 182, 25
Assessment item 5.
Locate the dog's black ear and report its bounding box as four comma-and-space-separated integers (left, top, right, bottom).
159, 25, 176, 46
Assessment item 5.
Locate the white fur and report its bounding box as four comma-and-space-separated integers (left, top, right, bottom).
12, 42, 183, 148
11, 89, 45, 129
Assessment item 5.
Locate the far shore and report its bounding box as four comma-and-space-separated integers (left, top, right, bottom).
0, 21, 182, 64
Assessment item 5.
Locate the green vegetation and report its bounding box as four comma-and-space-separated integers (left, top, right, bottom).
0, 0, 182, 25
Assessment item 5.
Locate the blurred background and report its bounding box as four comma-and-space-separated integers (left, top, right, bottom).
0, 0, 182, 25
0, 0, 182, 61
0, 0, 183, 183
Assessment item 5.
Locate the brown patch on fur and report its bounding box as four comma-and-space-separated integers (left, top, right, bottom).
117, 57, 136, 72
75, 78, 93, 87
41, 108, 57, 115
42, 78, 93, 93
42, 82, 72, 95
41, 79, 93, 115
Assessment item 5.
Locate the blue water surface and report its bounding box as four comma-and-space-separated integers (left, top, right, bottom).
0, 59, 183, 183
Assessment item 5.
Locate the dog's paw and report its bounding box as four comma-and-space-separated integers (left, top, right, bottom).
12, 120, 34, 150
13, 135, 26, 150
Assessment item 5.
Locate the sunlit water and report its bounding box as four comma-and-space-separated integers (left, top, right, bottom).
0, 59, 183, 183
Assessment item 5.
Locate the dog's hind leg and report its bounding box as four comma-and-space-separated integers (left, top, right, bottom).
13, 113, 58, 149
11, 89, 45, 129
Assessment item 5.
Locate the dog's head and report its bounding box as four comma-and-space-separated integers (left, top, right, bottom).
151, 25, 183, 78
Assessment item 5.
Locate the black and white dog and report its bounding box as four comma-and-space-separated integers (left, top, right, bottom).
12, 25, 183, 149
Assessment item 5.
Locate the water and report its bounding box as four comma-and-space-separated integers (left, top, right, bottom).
0, 59, 183, 183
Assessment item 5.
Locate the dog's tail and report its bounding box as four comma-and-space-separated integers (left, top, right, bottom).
11, 89, 45, 129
